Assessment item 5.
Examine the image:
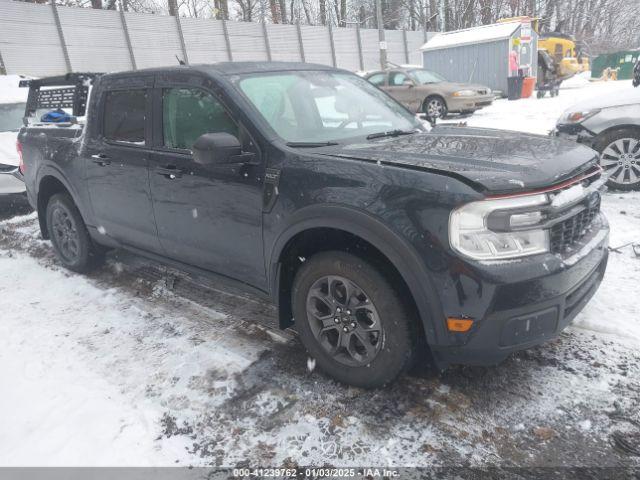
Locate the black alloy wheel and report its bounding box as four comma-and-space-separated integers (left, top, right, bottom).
306, 274, 383, 367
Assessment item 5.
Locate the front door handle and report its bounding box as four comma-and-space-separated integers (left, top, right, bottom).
91, 154, 111, 166
156, 165, 183, 179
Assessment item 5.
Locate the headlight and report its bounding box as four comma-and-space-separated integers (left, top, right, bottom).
452, 89, 476, 97
449, 194, 550, 260
559, 108, 601, 124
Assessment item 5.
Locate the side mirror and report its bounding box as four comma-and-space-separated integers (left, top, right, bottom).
192, 132, 243, 166
402, 79, 414, 87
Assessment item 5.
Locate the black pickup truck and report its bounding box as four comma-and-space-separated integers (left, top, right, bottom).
18, 62, 609, 388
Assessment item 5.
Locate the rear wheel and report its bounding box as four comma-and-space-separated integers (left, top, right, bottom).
423, 96, 448, 121
595, 128, 640, 191
46, 193, 104, 272
292, 251, 415, 388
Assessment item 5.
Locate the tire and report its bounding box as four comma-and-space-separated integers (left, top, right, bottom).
536, 90, 545, 99
594, 128, 640, 191
46, 193, 104, 273
292, 251, 415, 388
423, 96, 448, 121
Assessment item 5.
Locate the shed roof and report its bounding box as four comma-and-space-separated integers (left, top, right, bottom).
420, 22, 520, 52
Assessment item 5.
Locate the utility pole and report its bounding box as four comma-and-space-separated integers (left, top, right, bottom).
375, 0, 387, 69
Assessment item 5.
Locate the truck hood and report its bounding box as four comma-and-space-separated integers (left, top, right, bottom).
316, 126, 599, 194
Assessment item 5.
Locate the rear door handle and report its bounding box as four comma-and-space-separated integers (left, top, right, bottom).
91, 154, 111, 166
156, 165, 183, 179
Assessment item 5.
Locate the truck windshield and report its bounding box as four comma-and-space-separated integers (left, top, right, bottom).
237, 71, 422, 144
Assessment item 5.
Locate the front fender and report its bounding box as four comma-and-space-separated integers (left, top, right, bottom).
583, 105, 640, 137
267, 204, 446, 346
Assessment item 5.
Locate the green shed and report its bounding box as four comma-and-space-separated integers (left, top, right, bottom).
591, 50, 639, 80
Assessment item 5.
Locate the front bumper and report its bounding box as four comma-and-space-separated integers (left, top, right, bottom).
431, 213, 609, 368
552, 123, 596, 147
447, 95, 494, 112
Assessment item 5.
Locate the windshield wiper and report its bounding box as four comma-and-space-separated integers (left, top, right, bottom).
285, 141, 339, 148
366, 129, 417, 140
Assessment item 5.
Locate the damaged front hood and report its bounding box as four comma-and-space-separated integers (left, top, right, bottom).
317, 126, 599, 194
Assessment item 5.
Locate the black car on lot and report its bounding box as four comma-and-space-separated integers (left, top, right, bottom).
19, 63, 609, 388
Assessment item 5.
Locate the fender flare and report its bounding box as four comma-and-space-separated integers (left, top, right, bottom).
595, 123, 640, 141
35, 165, 90, 238
268, 204, 445, 345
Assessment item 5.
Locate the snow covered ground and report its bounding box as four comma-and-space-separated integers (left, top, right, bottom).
0, 75, 639, 468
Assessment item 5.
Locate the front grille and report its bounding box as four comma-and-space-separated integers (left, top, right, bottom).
477, 89, 488, 95
550, 200, 600, 254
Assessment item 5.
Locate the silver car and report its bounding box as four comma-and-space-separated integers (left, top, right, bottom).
555, 87, 640, 190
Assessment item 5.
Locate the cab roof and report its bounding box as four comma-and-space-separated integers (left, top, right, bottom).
102, 61, 340, 81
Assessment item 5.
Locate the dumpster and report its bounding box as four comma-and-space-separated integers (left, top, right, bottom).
592, 50, 639, 80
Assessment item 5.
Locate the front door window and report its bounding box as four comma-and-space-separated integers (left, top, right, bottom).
162, 88, 238, 151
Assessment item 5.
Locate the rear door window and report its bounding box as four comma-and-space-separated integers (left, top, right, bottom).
388, 72, 409, 86
103, 89, 147, 145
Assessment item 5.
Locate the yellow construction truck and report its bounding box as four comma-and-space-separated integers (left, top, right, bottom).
538, 32, 590, 77
499, 17, 589, 77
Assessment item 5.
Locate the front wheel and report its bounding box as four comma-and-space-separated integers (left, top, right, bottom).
292, 251, 415, 388
46, 193, 104, 272
423, 96, 448, 121
595, 128, 640, 191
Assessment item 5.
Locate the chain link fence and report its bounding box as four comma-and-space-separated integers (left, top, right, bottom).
0, 0, 434, 77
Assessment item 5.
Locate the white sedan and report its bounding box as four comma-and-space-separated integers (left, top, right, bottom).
0, 101, 27, 198
554, 85, 640, 191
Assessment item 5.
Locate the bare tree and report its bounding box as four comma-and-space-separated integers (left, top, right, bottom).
25, 0, 640, 51
319, 0, 327, 24
269, 0, 281, 22
236, 0, 259, 20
